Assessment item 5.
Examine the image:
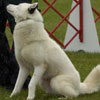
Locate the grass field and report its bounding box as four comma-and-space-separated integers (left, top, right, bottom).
1, 0, 100, 100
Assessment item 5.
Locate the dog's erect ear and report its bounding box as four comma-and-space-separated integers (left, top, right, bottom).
28, 3, 38, 14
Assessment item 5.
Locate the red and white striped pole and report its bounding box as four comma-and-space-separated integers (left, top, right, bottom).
79, 0, 83, 42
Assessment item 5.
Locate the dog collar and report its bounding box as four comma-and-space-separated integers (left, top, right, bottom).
18, 18, 43, 23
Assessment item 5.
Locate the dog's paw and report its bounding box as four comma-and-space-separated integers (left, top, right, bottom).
27, 95, 35, 100
27, 98, 34, 100
10, 92, 15, 98
10, 91, 17, 97
10, 93, 14, 98
58, 97, 68, 100
58, 96, 68, 100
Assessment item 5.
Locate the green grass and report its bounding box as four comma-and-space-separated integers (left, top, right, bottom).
1, 0, 100, 100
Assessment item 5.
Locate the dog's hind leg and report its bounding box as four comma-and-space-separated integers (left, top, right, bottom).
27, 63, 47, 100
10, 66, 30, 97
39, 78, 56, 94
50, 75, 80, 98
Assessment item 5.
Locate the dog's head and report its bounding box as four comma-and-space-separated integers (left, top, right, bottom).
7, 3, 43, 23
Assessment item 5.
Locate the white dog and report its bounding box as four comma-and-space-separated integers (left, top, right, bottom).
7, 3, 100, 100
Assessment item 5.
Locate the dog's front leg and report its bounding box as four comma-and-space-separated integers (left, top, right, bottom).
10, 66, 30, 97
27, 64, 47, 100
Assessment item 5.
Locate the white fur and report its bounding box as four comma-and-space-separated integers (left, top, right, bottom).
7, 3, 100, 100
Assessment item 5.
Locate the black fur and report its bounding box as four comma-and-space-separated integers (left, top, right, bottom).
28, 4, 38, 14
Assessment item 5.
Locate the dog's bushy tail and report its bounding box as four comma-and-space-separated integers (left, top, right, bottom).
80, 64, 100, 94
